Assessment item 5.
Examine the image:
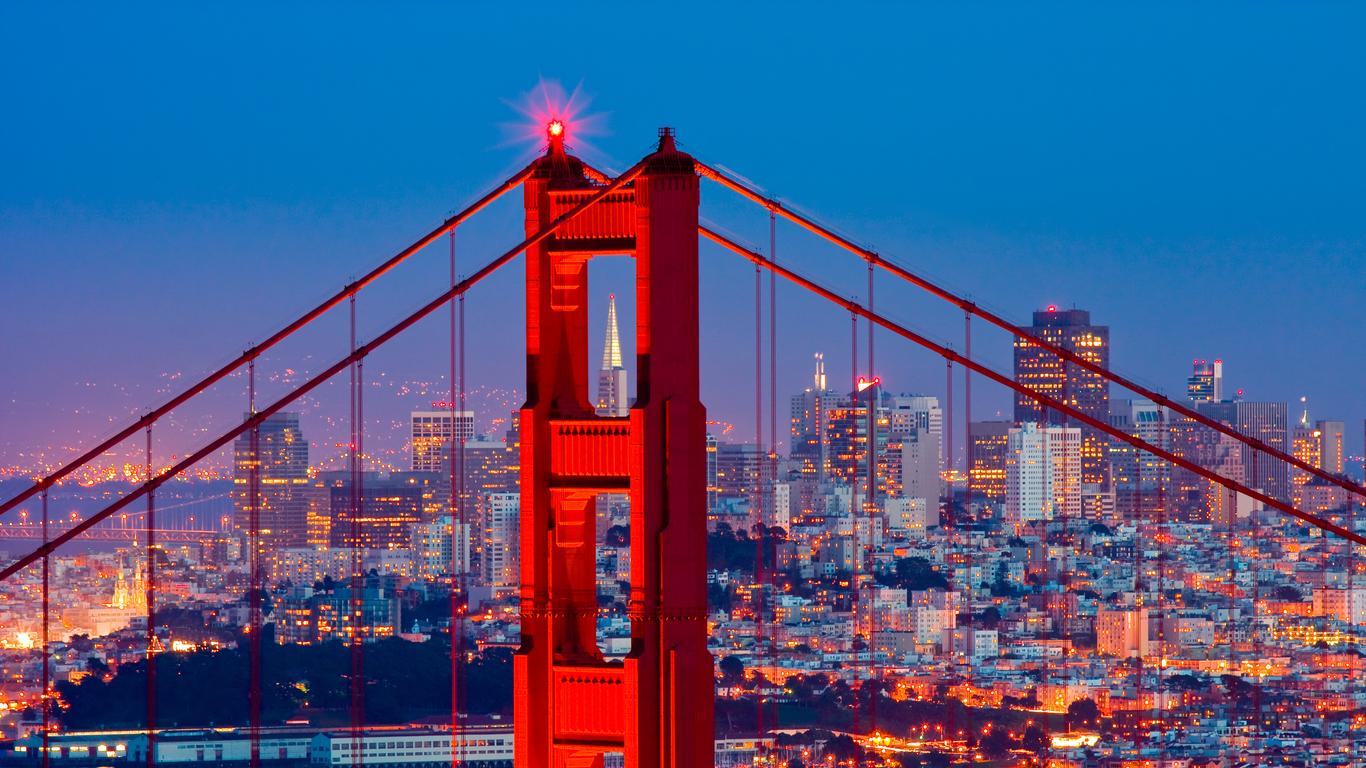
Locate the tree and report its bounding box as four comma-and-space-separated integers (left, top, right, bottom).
1165, 673, 1207, 692
980, 728, 1011, 758
1021, 723, 1049, 754
718, 655, 746, 683
1066, 698, 1101, 728
823, 735, 861, 762
883, 557, 949, 591
1273, 585, 1303, 602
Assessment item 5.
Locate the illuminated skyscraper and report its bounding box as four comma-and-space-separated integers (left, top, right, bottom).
790, 353, 842, 482
1291, 400, 1323, 508
1316, 419, 1345, 475
1004, 422, 1082, 524
1196, 399, 1289, 502
410, 410, 474, 472
1013, 307, 1110, 486
233, 411, 310, 552
889, 395, 943, 504
1186, 359, 1224, 403
482, 492, 520, 591
968, 421, 1012, 504
596, 293, 629, 417
323, 471, 434, 551
1109, 399, 1173, 521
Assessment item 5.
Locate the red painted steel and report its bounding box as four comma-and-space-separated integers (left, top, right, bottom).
145, 426, 157, 768
516, 129, 713, 768
248, 361, 262, 768
40, 489, 49, 768
696, 162, 1366, 503
963, 312, 972, 508
447, 228, 466, 768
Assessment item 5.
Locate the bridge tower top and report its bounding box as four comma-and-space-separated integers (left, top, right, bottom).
516, 127, 712, 768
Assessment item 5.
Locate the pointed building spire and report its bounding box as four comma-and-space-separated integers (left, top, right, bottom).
602, 294, 624, 370
597, 294, 629, 417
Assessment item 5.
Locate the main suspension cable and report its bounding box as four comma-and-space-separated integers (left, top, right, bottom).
696, 161, 1366, 503
0, 160, 648, 583
700, 225, 1366, 548
0, 165, 537, 519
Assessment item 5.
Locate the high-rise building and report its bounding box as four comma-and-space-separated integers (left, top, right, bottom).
705, 433, 719, 511
1186, 359, 1224, 403
1291, 402, 1323, 509
825, 399, 896, 499
482, 492, 520, 590
1204, 432, 1249, 526
900, 424, 942, 505
713, 442, 773, 503
434, 436, 519, 521
1317, 419, 1345, 475
968, 421, 1012, 504
888, 395, 943, 442
1013, 307, 1110, 486
1197, 400, 1289, 502
410, 410, 475, 472
596, 293, 629, 418
412, 515, 470, 582
790, 353, 841, 482
323, 471, 435, 551
1096, 607, 1151, 658
1108, 400, 1173, 521
1004, 422, 1082, 524
233, 411, 311, 553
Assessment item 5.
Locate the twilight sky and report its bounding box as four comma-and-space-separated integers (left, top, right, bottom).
1, 2, 1363, 477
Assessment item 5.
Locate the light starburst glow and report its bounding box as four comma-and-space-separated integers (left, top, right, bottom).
500, 78, 608, 160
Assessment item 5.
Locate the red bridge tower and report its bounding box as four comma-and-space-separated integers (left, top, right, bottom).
515, 127, 714, 768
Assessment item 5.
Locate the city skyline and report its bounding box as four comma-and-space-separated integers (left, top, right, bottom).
2, 5, 1364, 768
3, 4, 1365, 476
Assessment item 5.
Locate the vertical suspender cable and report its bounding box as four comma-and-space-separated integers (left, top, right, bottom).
865, 261, 878, 731
41, 488, 50, 768
848, 304, 863, 735
1156, 479, 1167, 751
754, 260, 764, 538
1250, 452, 1263, 728
357, 354, 367, 750
752, 247, 765, 743
456, 270, 468, 737
448, 229, 460, 766
769, 212, 778, 499
964, 313, 972, 512
767, 212, 778, 740
348, 295, 363, 767
866, 262, 874, 378
1133, 497, 1144, 744
145, 425, 156, 768
945, 360, 954, 517
247, 359, 262, 768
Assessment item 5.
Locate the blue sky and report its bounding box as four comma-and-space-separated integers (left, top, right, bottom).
1, 2, 1363, 472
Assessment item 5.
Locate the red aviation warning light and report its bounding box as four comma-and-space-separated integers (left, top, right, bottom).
1046, 304, 1058, 312
547, 119, 564, 139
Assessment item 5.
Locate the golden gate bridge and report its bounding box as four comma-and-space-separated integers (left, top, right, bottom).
1, 120, 1362, 768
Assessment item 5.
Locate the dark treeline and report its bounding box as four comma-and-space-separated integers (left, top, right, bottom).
56, 638, 512, 730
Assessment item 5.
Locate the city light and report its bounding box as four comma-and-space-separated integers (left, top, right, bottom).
2, 69, 1362, 768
